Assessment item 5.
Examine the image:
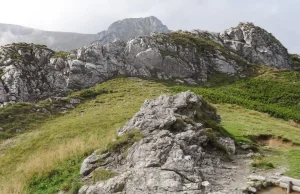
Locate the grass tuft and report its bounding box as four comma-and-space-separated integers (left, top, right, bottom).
92, 169, 116, 183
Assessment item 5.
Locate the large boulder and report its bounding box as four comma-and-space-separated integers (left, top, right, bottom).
79, 92, 235, 194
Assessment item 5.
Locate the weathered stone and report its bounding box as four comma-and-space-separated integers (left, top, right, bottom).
70, 98, 81, 104
80, 92, 235, 193
217, 137, 236, 155
248, 175, 266, 182
219, 22, 290, 69
80, 153, 102, 176
0, 22, 293, 107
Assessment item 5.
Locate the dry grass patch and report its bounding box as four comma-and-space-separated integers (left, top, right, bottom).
0, 78, 167, 194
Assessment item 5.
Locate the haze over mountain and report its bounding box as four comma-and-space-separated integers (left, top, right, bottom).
0, 16, 169, 51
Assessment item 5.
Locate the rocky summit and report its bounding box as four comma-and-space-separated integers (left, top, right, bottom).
0, 16, 169, 51
95, 16, 169, 43
79, 91, 236, 194
0, 22, 295, 107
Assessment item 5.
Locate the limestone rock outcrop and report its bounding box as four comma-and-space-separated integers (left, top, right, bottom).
79, 91, 236, 194
0, 22, 295, 107
96, 16, 169, 43
191, 22, 291, 69
219, 22, 290, 69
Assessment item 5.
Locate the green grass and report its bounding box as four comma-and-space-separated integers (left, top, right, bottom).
103, 130, 143, 154
92, 169, 116, 183
53, 51, 71, 59
215, 103, 300, 178
1, 71, 300, 193
290, 54, 300, 68
0, 102, 59, 140
0, 78, 168, 194
170, 68, 300, 122
25, 156, 83, 194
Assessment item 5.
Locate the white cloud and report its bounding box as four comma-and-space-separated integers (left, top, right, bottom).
0, 0, 299, 52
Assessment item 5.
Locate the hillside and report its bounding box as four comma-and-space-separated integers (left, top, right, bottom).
0, 20, 300, 194
0, 76, 299, 193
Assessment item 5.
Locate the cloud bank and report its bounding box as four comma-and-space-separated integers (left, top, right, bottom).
0, 0, 299, 52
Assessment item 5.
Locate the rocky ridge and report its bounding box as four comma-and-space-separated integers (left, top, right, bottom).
79, 91, 237, 194
0, 22, 294, 107
96, 16, 169, 43
0, 16, 169, 51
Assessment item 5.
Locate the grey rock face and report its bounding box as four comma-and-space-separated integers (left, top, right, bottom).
0, 43, 70, 105
0, 22, 293, 106
0, 32, 245, 106
79, 92, 236, 194
219, 22, 291, 69
96, 16, 169, 43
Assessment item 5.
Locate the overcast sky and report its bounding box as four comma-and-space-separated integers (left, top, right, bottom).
0, 0, 299, 53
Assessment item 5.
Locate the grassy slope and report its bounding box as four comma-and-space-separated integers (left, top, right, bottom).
171, 68, 300, 122
1, 68, 300, 193
169, 67, 300, 179
0, 78, 168, 194
217, 104, 300, 178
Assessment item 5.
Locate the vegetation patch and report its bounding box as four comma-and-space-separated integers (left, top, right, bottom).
0, 102, 59, 140
290, 54, 300, 68
205, 128, 230, 156
0, 78, 167, 193
103, 130, 143, 154
170, 68, 300, 122
72, 88, 109, 99
92, 169, 116, 183
251, 160, 275, 170
53, 51, 71, 59
26, 156, 83, 194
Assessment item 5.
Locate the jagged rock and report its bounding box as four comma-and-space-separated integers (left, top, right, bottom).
80, 153, 102, 176
79, 92, 235, 194
219, 22, 290, 69
96, 16, 169, 43
0, 22, 294, 106
0, 16, 168, 51
217, 137, 236, 155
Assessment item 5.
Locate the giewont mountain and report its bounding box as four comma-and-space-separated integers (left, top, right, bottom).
0, 16, 169, 51
1, 21, 298, 107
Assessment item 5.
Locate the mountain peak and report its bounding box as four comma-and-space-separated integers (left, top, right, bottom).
96, 16, 169, 43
